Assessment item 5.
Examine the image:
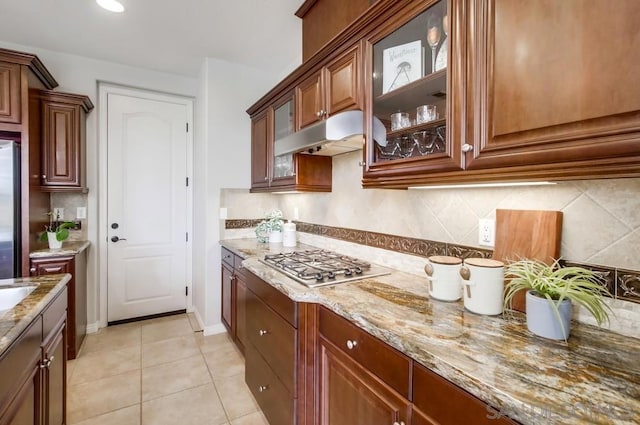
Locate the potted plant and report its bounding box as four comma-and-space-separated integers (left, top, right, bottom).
40, 211, 75, 250
255, 209, 284, 243
503, 259, 612, 341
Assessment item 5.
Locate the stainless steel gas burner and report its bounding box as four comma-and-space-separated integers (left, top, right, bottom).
260, 249, 391, 288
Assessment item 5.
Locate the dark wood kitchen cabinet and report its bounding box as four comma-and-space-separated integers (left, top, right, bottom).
221, 247, 249, 353
35, 90, 93, 192
317, 306, 411, 425
240, 266, 318, 425
0, 62, 21, 124
296, 44, 361, 130
363, 0, 640, 188
0, 48, 58, 276
463, 0, 640, 180
412, 361, 518, 425
0, 286, 67, 425
30, 249, 87, 360
250, 93, 332, 193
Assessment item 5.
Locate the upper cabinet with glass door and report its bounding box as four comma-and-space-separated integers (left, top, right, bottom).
363, 0, 465, 186
271, 95, 296, 187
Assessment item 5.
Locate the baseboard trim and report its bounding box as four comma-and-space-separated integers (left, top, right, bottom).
203, 323, 226, 336
86, 322, 99, 334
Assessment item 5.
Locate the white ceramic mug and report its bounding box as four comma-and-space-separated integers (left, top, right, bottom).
460, 258, 505, 315
424, 256, 463, 301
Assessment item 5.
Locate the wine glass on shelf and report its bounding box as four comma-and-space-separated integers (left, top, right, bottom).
427, 15, 442, 74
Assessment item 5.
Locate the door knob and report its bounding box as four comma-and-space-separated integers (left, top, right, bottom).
111, 223, 119, 229
111, 236, 127, 242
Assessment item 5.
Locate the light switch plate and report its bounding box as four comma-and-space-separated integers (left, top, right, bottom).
293, 207, 300, 220
478, 218, 495, 247
53, 208, 64, 220
76, 207, 87, 219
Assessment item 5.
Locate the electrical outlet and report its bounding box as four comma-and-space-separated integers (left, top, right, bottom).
76, 207, 87, 219
53, 208, 64, 220
478, 218, 495, 247
219, 207, 228, 220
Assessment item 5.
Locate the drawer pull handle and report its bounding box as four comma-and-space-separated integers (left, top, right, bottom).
258, 329, 270, 336
258, 385, 269, 392
346, 340, 357, 350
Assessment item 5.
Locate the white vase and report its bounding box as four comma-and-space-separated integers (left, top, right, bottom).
47, 232, 63, 250
268, 230, 282, 244
526, 290, 572, 340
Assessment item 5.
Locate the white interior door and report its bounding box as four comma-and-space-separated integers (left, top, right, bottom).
107, 92, 189, 322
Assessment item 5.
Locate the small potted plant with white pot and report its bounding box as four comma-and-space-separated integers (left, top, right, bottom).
255, 209, 284, 244
503, 259, 612, 341
40, 211, 75, 250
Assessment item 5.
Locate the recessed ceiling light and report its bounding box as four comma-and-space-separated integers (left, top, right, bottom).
96, 0, 125, 13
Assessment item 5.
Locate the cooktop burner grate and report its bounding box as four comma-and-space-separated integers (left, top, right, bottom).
260, 249, 391, 287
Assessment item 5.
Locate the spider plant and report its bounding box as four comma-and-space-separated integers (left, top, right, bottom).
504, 259, 613, 339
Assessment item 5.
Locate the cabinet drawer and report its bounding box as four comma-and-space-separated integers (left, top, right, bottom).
245, 344, 295, 425
244, 269, 297, 327
0, 316, 42, 412
413, 362, 519, 425
247, 290, 296, 395
221, 247, 234, 268
43, 286, 67, 341
319, 306, 411, 399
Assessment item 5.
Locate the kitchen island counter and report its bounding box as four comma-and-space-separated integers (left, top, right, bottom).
221, 238, 639, 425
0, 274, 70, 355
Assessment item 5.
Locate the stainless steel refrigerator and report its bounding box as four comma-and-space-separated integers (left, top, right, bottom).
0, 140, 20, 279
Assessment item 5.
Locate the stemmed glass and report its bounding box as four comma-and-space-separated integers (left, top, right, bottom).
427, 15, 442, 74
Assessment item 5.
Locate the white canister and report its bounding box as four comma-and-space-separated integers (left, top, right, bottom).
460, 258, 505, 315
424, 256, 462, 301
282, 220, 297, 247
268, 230, 282, 244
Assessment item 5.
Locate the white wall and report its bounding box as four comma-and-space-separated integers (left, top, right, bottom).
0, 40, 198, 329
192, 57, 285, 333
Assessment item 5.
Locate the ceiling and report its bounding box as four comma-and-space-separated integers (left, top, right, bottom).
0, 0, 303, 77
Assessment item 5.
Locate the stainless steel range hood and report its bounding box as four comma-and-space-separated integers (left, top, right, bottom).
274, 110, 388, 157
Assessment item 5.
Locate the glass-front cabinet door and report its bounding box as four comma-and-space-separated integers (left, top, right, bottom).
271, 94, 296, 186
363, 0, 464, 187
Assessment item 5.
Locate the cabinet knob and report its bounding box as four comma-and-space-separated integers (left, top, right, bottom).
264, 176, 268, 181
393, 422, 406, 425
42, 174, 46, 179
258, 385, 269, 392
316, 111, 321, 117
258, 329, 270, 336
30, 267, 36, 273
358, 161, 366, 167
346, 339, 358, 350
462, 143, 474, 152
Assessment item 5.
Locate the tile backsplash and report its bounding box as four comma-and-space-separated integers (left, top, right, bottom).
50, 193, 88, 241
223, 151, 640, 272
220, 151, 640, 338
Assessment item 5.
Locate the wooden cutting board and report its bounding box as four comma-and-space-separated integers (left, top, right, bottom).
493, 209, 563, 312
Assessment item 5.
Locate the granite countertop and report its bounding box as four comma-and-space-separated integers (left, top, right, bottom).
0, 274, 71, 355
29, 240, 90, 258
221, 239, 640, 425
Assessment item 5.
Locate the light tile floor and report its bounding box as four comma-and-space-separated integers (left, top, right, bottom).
67, 313, 269, 425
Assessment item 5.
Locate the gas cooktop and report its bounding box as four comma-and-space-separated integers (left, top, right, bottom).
260, 249, 391, 288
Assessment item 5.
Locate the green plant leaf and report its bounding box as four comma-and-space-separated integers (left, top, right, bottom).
56, 228, 70, 241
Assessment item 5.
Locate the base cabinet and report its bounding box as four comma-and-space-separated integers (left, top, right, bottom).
30, 251, 87, 360
0, 286, 67, 425
220, 248, 248, 353
318, 336, 411, 425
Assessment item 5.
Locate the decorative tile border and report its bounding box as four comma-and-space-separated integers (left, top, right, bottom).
225, 219, 637, 304
616, 269, 640, 303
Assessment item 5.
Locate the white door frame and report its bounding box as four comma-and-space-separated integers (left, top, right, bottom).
97, 82, 194, 328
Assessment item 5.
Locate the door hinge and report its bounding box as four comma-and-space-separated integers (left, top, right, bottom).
186, 122, 189, 132
185, 286, 189, 296
186, 232, 189, 242
186, 177, 189, 187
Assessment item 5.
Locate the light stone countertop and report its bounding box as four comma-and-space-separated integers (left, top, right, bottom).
29, 240, 90, 258
0, 274, 70, 355
221, 238, 640, 425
